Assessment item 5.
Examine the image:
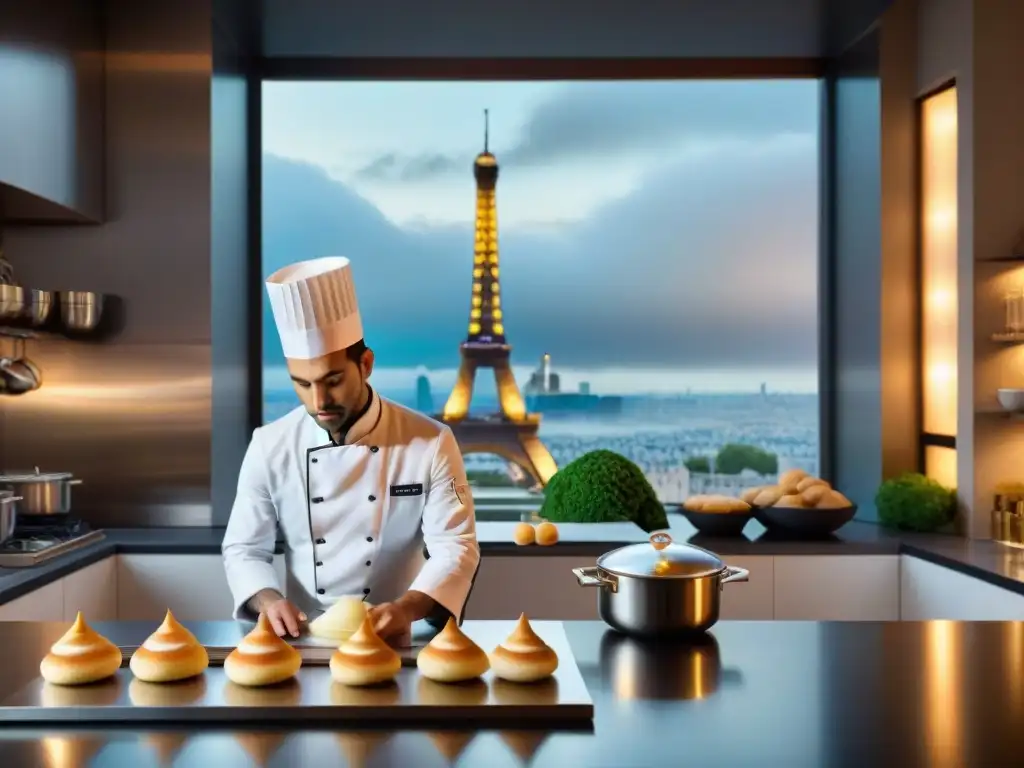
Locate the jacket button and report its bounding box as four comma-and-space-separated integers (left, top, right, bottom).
316, 561, 323, 567
317, 588, 325, 595
363, 588, 370, 595
316, 538, 326, 545
368, 494, 376, 502
366, 536, 373, 543
370, 446, 379, 453
365, 560, 371, 566
312, 496, 324, 504
311, 457, 318, 463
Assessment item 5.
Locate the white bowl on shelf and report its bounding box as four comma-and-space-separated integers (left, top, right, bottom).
997, 388, 1024, 412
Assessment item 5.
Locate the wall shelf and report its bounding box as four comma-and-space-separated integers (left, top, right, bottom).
992, 332, 1024, 343
981, 255, 1024, 263
976, 406, 1024, 421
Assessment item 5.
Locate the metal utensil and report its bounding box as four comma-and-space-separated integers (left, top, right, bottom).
0, 492, 23, 545
58, 291, 104, 332
0, 467, 83, 516
573, 532, 749, 638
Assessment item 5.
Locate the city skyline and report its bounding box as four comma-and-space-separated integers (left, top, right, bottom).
261, 79, 821, 376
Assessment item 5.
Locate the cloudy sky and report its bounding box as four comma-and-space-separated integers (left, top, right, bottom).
261, 80, 821, 396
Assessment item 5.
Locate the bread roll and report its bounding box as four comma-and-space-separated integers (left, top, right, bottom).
701, 496, 751, 514
740, 486, 764, 504
512, 522, 535, 546
330, 616, 401, 687
778, 469, 808, 494
224, 613, 302, 687
129, 609, 208, 683
796, 476, 830, 493
417, 617, 489, 683
40, 612, 123, 686
800, 483, 830, 506
752, 486, 783, 508
308, 596, 368, 642
683, 495, 709, 512
535, 522, 559, 546
776, 494, 806, 508
489, 614, 559, 683
815, 490, 852, 509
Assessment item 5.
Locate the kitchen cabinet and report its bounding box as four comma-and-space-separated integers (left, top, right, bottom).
773, 555, 900, 621
117, 554, 287, 621
0, 579, 64, 621
63, 557, 117, 621
900, 556, 1024, 620
719, 556, 775, 620
466, 556, 600, 620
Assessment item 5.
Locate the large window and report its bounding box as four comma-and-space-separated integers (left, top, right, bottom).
261, 79, 821, 513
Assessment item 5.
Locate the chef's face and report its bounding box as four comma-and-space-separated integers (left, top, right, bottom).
287, 345, 374, 436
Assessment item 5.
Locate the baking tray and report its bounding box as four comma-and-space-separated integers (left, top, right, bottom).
0, 621, 593, 725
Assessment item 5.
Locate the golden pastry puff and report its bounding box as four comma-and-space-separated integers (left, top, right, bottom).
489, 614, 559, 683
416, 617, 490, 683
330, 616, 402, 687
224, 613, 302, 687
40, 612, 123, 686
129, 609, 209, 682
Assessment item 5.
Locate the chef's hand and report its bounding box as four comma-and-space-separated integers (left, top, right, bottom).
261, 596, 307, 638
367, 601, 413, 642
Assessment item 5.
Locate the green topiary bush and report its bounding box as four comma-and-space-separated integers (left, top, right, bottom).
875, 472, 956, 532
540, 449, 669, 533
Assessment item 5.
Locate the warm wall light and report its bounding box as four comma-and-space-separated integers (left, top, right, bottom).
920, 84, 958, 483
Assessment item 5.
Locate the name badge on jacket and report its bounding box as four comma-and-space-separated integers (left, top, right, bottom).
390, 483, 424, 497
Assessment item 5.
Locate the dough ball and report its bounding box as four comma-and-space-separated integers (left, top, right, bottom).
815, 490, 852, 509
776, 494, 806, 508
796, 476, 830, 493
800, 483, 830, 506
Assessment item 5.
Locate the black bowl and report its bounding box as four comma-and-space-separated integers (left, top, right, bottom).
755, 504, 858, 536
678, 508, 754, 537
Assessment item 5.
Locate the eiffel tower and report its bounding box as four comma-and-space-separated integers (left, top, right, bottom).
438, 111, 558, 486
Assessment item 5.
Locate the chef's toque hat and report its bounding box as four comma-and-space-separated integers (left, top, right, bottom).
265, 257, 363, 360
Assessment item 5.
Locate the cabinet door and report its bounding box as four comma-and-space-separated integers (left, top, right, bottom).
901, 556, 1024, 620
118, 554, 236, 621
118, 554, 287, 621
464, 556, 601, 620
774, 555, 900, 620
0, 579, 64, 621
719, 556, 775, 620
63, 557, 118, 621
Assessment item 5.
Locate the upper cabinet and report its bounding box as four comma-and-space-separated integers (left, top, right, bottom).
0, 0, 104, 224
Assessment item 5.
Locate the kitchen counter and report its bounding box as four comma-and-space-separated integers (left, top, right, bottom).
0, 619, 1021, 766
1, 516, 1023, 607
6, 514, 1024, 610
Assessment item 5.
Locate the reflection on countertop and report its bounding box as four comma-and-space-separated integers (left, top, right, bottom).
3, 620, 1024, 765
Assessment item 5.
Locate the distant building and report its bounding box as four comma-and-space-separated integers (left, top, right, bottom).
416, 374, 434, 413
524, 352, 622, 417
579, 381, 591, 395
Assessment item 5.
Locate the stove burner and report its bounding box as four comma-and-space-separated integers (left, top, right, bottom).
10, 519, 91, 541
2, 537, 59, 553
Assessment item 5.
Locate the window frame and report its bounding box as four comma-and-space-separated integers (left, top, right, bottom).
248, 57, 830, 479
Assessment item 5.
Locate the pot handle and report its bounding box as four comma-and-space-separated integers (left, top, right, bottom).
573, 566, 618, 593
720, 566, 750, 589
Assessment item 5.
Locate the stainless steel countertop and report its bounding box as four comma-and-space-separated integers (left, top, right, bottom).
5, 620, 1024, 766
0, 620, 593, 726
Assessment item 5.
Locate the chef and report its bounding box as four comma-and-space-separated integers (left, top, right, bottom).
222, 256, 480, 642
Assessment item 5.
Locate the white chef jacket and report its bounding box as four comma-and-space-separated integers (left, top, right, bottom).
221, 389, 480, 621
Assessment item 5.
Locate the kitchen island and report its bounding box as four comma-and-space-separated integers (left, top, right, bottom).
1, 619, 1021, 766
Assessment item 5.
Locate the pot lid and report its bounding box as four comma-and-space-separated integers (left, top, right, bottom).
597, 532, 725, 578
0, 467, 74, 483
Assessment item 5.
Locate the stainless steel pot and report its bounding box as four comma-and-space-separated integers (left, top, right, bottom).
573, 532, 749, 637
0, 468, 82, 516
0, 491, 22, 544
